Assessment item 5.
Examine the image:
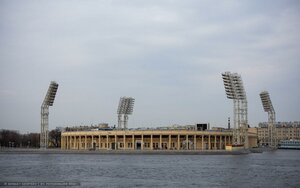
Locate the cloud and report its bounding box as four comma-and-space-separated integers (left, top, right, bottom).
0, 89, 16, 97
0, 0, 300, 132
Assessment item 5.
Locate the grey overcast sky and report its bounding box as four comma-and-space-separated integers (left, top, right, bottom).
0, 0, 300, 133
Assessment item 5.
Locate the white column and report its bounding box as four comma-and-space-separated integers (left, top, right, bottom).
98, 135, 101, 150
186, 135, 188, 150
132, 135, 135, 150
150, 134, 153, 150
177, 134, 180, 150
202, 135, 204, 150
106, 135, 109, 149
115, 135, 117, 150
66, 136, 69, 150
168, 135, 171, 150
214, 135, 217, 150
194, 135, 197, 150
79, 135, 81, 150
85, 135, 87, 150
141, 134, 144, 150
91, 135, 94, 149
220, 135, 222, 150
208, 135, 211, 150
123, 134, 126, 150
159, 134, 162, 149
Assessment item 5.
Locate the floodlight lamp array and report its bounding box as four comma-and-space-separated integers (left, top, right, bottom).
222, 72, 246, 100
260, 91, 274, 112
117, 97, 135, 115
222, 72, 235, 99
232, 75, 246, 100
44, 81, 59, 106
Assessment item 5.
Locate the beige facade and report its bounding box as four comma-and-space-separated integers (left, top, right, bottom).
258, 126, 300, 146
225, 145, 244, 151
61, 129, 258, 150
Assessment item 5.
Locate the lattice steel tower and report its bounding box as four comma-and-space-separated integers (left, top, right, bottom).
117, 97, 135, 129
260, 91, 276, 148
40, 81, 59, 149
222, 72, 248, 148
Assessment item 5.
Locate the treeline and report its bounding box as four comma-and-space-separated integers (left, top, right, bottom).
0, 128, 61, 148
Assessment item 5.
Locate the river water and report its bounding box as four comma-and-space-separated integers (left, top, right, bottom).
0, 150, 299, 187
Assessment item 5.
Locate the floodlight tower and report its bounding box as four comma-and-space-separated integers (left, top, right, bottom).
222, 72, 248, 148
40, 81, 59, 149
117, 97, 135, 129
260, 91, 276, 148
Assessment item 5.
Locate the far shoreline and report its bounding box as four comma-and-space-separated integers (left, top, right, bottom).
0, 148, 262, 155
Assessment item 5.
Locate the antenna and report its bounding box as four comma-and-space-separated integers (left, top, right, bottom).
228, 117, 230, 129
40, 81, 59, 149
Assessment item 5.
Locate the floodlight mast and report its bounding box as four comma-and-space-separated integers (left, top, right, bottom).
222, 72, 248, 148
260, 91, 276, 148
117, 97, 135, 129
40, 81, 58, 149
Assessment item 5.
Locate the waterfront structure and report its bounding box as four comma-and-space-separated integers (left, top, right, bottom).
61, 127, 258, 151
257, 122, 300, 146
260, 91, 276, 147
40, 81, 59, 149
278, 140, 300, 149
222, 72, 248, 148
117, 97, 135, 129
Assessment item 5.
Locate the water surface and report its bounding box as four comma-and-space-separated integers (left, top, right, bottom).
0, 150, 299, 187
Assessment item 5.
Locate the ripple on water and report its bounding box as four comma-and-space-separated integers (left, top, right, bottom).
0, 150, 300, 187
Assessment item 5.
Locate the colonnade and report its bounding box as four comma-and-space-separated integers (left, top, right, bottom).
61, 131, 232, 151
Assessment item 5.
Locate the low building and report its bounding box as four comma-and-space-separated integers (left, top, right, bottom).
61, 126, 258, 150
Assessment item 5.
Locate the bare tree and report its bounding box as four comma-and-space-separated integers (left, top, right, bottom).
0, 130, 40, 148
49, 128, 61, 148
